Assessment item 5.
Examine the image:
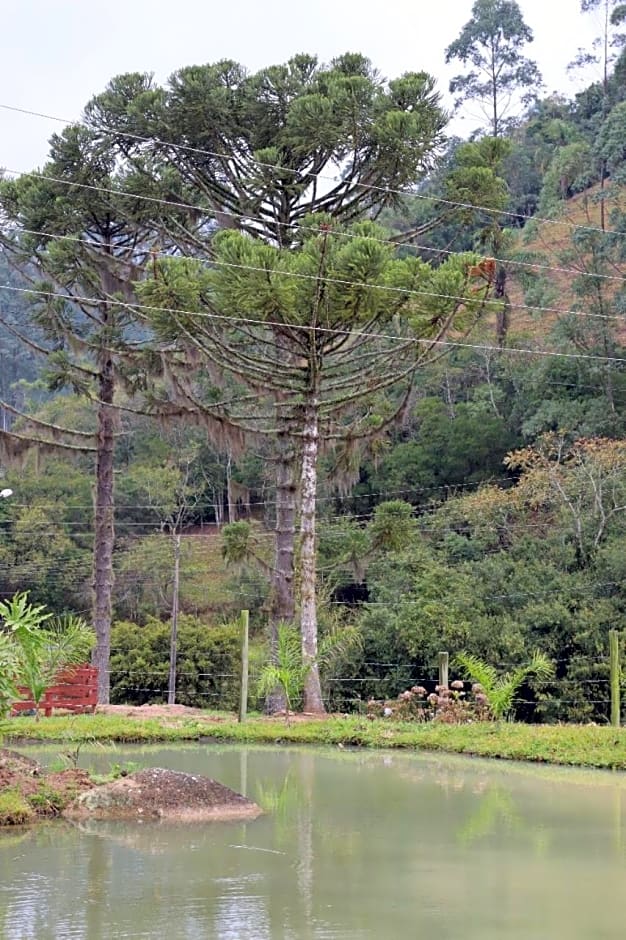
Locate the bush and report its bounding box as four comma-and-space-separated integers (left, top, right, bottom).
109, 615, 241, 709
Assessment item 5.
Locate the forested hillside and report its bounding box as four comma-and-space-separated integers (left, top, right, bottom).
2, 0, 626, 721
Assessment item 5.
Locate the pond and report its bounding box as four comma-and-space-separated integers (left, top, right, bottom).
1, 744, 625, 939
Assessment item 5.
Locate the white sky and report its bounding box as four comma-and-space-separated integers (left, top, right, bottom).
0, 0, 603, 172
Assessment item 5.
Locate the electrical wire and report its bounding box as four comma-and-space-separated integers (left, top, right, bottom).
1, 101, 623, 241
2, 281, 626, 365
3, 167, 626, 332
0, 477, 514, 512
3, 215, 625, 328
2, 170, 625, 291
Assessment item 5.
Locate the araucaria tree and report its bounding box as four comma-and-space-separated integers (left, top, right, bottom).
0, 126, 166, 702
138, 220, 488, 711
86, 54, 454, 704
445, 0, 543, 136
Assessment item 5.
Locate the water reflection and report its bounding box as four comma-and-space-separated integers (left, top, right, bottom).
2, 746, 626, 938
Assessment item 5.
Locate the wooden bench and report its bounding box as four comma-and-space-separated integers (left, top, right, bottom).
11, 664, 98, 717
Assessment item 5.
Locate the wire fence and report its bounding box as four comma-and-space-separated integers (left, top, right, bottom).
93, 651, 621, 722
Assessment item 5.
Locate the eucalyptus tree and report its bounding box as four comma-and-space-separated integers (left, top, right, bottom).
445, 0, 543, 136
85, 53, 451, 675
570, 0, 626, 227
571, 1, 626, 95
0, 125, 174, 702
137, 219, 489, 711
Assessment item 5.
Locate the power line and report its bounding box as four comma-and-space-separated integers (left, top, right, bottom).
3, 281, 626, 365
1, 101, 622, 241
0, 551, 623, 604
4, 213, 626, 328
0, 477, 514, 512
5, 156, 626, 319
3, 168, 626, 292
0, 503, 619, 534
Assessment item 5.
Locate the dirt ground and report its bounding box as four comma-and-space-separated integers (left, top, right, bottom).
0, 748, 94, 820
95, 704, 331, 723
96, 704, 212, 720
0, 747, 261, 825
64, 767, 263, 822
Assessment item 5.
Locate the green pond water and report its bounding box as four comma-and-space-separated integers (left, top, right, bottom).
1, 744, 626, 939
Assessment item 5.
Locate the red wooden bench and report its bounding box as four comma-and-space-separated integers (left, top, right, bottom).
11, 664, 98, 717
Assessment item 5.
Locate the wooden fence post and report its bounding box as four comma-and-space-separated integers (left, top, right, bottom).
610, 629, 620, 728
438, 651, 449, 690
239, 609, 249, 723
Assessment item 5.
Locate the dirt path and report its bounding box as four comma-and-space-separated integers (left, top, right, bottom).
95, 704, 329, 724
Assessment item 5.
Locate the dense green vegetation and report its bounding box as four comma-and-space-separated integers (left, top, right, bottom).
109, 617, 241, 709
2, 0, 626, 725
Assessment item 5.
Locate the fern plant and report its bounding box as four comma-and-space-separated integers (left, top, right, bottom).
455, 651, 554, 721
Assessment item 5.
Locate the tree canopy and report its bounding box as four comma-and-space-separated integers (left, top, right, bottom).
445, 0, 543, 136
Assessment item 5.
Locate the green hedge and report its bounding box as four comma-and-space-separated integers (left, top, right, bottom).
109, 616, 240, 709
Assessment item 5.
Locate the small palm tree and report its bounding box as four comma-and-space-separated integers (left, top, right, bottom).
455, 651, 554, 721
257, 624, 305, 720
0, 634, 18, 720
0, 594, 95, 720
0, 592, 51, 646
257, 623, 360, 722
16, 615, 95, 719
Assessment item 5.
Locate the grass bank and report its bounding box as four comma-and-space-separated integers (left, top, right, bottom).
5, 713, 626, 770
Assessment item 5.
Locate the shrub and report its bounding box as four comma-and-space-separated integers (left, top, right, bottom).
109, 615, 241, 709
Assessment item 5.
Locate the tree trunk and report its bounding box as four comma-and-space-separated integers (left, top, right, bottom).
491, 43, 499, 137
300, 398, 325, 713
266, 432, 297, 714
226, 453, 235, 523
92, 358, 116, 704
600, 0, 609, 231
494, 263, 510, 348
168, 532, 181, 705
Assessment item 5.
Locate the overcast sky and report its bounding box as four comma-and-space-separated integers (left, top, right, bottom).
1, 0, 601, 172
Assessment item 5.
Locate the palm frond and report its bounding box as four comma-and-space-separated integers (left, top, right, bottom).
455, 652, 498, 691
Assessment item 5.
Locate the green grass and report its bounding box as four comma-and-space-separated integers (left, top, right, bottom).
5, 713, 626, 770
0, 788, 34, 825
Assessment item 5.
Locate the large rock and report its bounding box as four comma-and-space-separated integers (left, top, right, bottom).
63, 768, 263, 822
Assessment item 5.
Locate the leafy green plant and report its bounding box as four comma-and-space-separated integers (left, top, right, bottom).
257, 625, 305, 719
0, 592, 51, 646
26, 784, 66, 816
0, 592, 51, 721
109, 616, 241, 708
455, 651, 554, 721
109, 760, 139, 780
